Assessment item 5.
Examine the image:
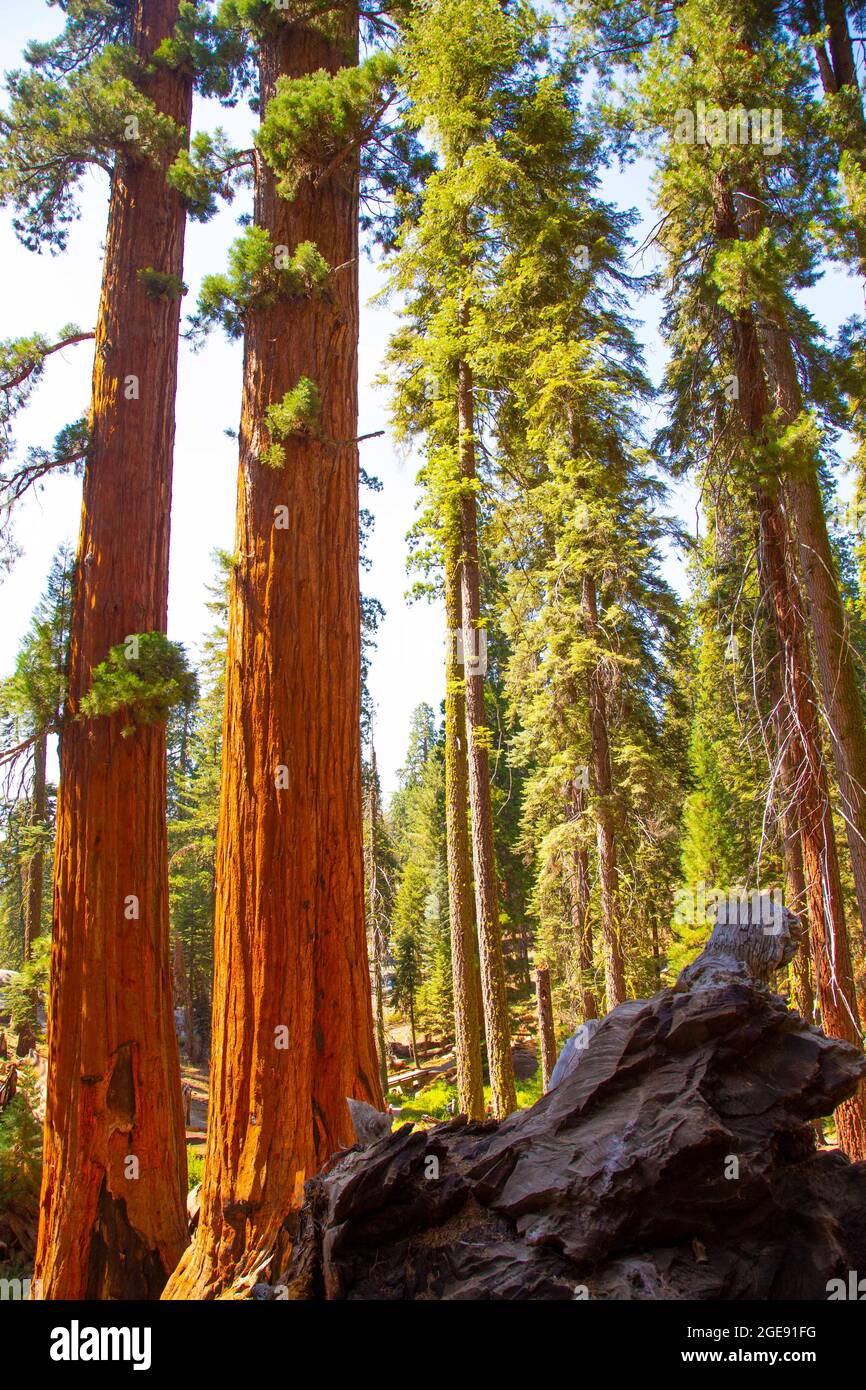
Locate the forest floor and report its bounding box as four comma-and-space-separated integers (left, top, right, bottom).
383, 1004, 544, 1126
179, 1004, 545, 1187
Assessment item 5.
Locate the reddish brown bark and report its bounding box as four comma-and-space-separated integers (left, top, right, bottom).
33, 0, 192, 1299
456, 342, 516, 1118
766, 624, 814, 1021
756, 489, 866, 1159
755, 316, 866, 946
712, 173, 866, 1158
444, 527, 484, 1120
801, 0, 866, 269
164, 14, 381, 1300
773, 671, 814, 1023
731, 144, 866, 945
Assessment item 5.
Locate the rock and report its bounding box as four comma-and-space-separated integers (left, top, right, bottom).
282, 903, 866, 1300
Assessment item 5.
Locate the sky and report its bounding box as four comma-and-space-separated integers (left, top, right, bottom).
0, 2, 858, 796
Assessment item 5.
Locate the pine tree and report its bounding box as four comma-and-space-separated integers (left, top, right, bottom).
0, 548, 74, 968
384, 0, 565, 1117
478, 56, 683, 1017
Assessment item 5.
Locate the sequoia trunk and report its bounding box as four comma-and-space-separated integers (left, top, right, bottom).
164, 13, 381, 1300
756, 489, 866, 1159
802, 0, 866, 269
33, 0, 192, 1300
715, 171, 866, 1158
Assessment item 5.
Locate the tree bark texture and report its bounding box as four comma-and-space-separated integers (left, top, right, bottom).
34, 0, 192, 1300
164, 12, 382, 1301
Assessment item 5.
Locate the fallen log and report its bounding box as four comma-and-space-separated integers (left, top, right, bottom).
276, 901, 866, 1300
386, 1058, 456, 1091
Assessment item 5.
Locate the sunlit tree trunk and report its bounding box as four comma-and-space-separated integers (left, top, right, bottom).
164, 13, 381, 1300
756, 488, 866, 1159
731, 162, 866, 944
581, 575, 626, 1009
713, 173, 866, 1158
33, 0, 192, 1300
757, 318, 866, 944
801, 0, 866, 269
444, 527, 484, 1120
456, 341, 516, 1118
766, 631, 814, 1020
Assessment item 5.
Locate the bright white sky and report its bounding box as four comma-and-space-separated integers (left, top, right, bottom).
0, 2, 857, 796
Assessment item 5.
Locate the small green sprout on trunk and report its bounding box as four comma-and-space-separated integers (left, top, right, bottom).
262, 377, 321, 466
136, 268, 188, 301
80, 632, 198, 736
191, 227, 329, 341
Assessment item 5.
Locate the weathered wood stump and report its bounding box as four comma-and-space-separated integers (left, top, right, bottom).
275, 901, 866, 1300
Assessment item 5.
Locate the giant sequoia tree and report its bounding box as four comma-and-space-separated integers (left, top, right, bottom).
0, 0, 204, 1297
165, 0, 387, 1298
